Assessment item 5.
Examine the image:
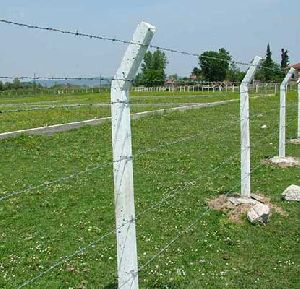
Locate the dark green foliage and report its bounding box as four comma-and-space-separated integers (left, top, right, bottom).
135, 49, 167, 87
199, 48, 231, 81
256, 44, 284, 82
191, 67, 202, 79
227, 62, 246, 82
281, 48, 289, 69
0, 78, 43, 91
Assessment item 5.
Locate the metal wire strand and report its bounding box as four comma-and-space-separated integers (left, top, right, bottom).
15, 112, 296, 289
111, 112, 300, 288
0, 18, 255, 67
0, 92, 283, 202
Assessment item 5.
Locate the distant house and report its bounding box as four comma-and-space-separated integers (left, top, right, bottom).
289, 63, 300, 80
291, 63, 300, 70
190, 73, 197, 80
165, 79, 175, 86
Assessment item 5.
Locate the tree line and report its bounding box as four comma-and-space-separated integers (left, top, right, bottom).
0, 45, 291, 91
0, 78, 42, 91
0, 79, 93, 92
135, 44, 291, 87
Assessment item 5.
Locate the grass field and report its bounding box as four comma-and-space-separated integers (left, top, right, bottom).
0, 90, 299, 289
0, 91, 239, 133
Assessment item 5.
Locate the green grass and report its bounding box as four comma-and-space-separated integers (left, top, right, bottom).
0, 90, 236, 105
0, 91, 299, 289
0, 91, 240, 133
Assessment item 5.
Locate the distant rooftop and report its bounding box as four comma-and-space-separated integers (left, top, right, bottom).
290, 63, 300, 70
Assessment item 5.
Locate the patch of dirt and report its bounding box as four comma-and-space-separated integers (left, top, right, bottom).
263, 157, 300, 168
288, 139, 300, 145
207, 193, 287, 224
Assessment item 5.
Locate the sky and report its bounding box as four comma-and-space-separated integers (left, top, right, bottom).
0, 0, 299, 78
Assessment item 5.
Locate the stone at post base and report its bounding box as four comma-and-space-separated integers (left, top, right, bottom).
282, 185, 300, 201
247, 203, 270, 224
288, 139, 300, 145
208, 193, 287, 224
267, 156, 300, 167
228, 196, 258, 206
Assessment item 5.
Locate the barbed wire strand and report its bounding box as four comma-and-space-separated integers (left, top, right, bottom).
14, 125, 241, 289
0, 16, 296, 289
0, 18, 253, 67
0, 87, 286, 114
118, 120, 296, 289
0, 92, 287, 202
0, 109, 239, 202
3, 18, 291, 74
1, 97, 297, 115
0, 74, 290, 86
134, 103, 296, 218
0, 100, 235, 114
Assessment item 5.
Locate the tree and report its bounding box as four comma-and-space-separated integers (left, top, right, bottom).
12, 78, 22, 89
265, 44, 273, 68
256, 44, 284, 81
168, 74, 178, 81
199, 48, 231, 81
191, 67, 202, 79
227, 62, 245, 82
281, 48, 289, 69
135, 49, 167, 87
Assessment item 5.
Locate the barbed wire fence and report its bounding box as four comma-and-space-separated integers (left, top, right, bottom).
0, 18, 299, 289
9, 109, 299, 289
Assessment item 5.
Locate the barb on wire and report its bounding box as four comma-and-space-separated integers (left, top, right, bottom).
0, 75, 132, 82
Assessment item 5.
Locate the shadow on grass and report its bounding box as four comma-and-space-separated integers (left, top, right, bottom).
104, 283, 117, 289
104, 280, 181, 289
149, 281, 183, 288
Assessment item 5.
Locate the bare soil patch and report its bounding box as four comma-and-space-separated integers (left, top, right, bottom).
208, 193, 287, 224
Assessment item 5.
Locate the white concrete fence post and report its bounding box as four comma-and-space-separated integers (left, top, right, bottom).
240, 56, 262, 198
297, 79, 300, 139
111, 21, 156, 289
279, 68, 296, 158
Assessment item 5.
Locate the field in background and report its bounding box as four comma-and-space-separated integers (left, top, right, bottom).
0, 90, 299, 289
0, 90, 241, 133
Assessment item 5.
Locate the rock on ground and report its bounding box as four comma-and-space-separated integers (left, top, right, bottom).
282, 185, 300, 201
247, 203, 270, 224
267, 156, 300, 167
289, 139, 300, 145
